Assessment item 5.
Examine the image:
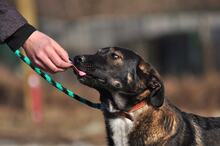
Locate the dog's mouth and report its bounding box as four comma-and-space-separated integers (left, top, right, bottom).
72, 62, 107, 85
78, 73, 107, 84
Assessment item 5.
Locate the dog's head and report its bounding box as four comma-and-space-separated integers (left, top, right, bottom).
73, 47, 164, 111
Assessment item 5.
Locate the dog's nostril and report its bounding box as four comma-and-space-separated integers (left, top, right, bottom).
75, 56, 86, 63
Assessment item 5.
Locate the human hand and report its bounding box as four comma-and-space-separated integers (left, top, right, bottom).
23, 31, 72, 73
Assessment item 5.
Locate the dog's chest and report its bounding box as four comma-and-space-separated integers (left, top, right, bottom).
109, 117, 134, 146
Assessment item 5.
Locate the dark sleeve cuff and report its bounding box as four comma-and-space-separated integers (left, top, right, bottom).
5, 23, 36, 52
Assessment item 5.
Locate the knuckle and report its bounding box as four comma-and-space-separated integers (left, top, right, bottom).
45, 38, 53, 45
45, 46, 52, 52
56, 60, 62, 67
51, 67, 58, 72
36, 51, 44, 58
47, 40, 54, 48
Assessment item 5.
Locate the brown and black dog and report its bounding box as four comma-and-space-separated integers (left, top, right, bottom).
73, 47, 220, 146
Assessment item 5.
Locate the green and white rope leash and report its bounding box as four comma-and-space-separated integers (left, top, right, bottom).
14, 49, 102, 110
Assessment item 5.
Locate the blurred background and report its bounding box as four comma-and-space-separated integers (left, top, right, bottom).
0, 0, 220, 145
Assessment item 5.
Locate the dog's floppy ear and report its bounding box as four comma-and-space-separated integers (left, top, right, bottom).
137, 60, 164, 108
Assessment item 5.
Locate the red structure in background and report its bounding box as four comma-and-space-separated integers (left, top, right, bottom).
28, 74, 43, 123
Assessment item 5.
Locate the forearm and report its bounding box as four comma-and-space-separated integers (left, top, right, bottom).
0, 0, 35, 48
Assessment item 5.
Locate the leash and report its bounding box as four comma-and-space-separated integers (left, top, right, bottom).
13, 49, 102, 110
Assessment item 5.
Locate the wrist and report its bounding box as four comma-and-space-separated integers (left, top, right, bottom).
22, 30, 39, 50
5, 23, 36, 52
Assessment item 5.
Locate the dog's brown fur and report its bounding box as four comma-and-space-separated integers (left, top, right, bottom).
129, 101, 180, 145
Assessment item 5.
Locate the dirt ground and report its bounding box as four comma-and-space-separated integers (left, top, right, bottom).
0, 104, 106, 146
1, 73, 220, 146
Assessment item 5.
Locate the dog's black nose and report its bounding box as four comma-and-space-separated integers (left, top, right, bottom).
74, 56, 86, 64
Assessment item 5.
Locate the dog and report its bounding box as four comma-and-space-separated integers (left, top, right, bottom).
72, 47, 220, 146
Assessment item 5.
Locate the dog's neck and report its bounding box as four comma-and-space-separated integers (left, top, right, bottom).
99, 90, 147, 146
102, 100, 149, 146
100, 93, 180, 146
99, 89, 147, 121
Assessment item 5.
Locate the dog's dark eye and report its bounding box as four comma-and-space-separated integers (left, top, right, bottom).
111, 53, 120, 60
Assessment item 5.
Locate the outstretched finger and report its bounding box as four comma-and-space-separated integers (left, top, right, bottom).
53, 42, 70, 63
48, 50, 73, 69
